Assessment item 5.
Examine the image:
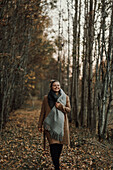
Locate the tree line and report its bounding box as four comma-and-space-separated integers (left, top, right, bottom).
72, 0, 113, 140
52, 0, 113, 140
56, 0, 113, 140
0, 0, 58, 131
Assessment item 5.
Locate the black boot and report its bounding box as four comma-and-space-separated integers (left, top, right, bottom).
50, 144, 63, 170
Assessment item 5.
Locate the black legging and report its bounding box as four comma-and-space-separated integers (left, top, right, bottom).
50, 144, 63, 170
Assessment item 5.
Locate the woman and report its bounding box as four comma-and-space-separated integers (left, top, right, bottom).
38, 80, 71, 170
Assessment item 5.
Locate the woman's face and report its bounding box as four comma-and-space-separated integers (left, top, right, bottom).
51, 81, 60, 93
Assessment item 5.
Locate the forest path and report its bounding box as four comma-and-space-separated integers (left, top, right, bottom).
0, 99, 113, 169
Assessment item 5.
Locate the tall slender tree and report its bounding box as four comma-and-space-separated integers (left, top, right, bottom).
72, 0, 79, 126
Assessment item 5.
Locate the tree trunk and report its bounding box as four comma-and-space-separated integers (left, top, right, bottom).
72, 0, 79, 126
67, 0, 71, 96
80, 0, 88, 127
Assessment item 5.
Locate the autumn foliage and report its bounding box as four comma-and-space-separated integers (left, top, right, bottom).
0, 0, 58, 130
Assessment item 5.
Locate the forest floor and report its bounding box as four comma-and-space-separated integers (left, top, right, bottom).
0, 99, 113, 170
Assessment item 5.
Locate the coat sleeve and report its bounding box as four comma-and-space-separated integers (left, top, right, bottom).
57, 95, 71, 115
38, 97, 46, 128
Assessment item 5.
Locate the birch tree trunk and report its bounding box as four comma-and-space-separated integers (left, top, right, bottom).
58, 0, 62, 82
101, 1, 113, 137
98, 0, 107, 138
67, 0, 71, 96
77, 0, 81, 119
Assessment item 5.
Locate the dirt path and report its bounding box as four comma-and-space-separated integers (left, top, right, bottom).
0, 100, 113, 169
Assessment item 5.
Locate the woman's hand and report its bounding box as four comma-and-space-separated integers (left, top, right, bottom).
55, 102, 61, 109
55, 102, 66, 113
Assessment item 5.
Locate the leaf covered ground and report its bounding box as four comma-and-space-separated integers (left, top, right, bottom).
0, 99, 113, 169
